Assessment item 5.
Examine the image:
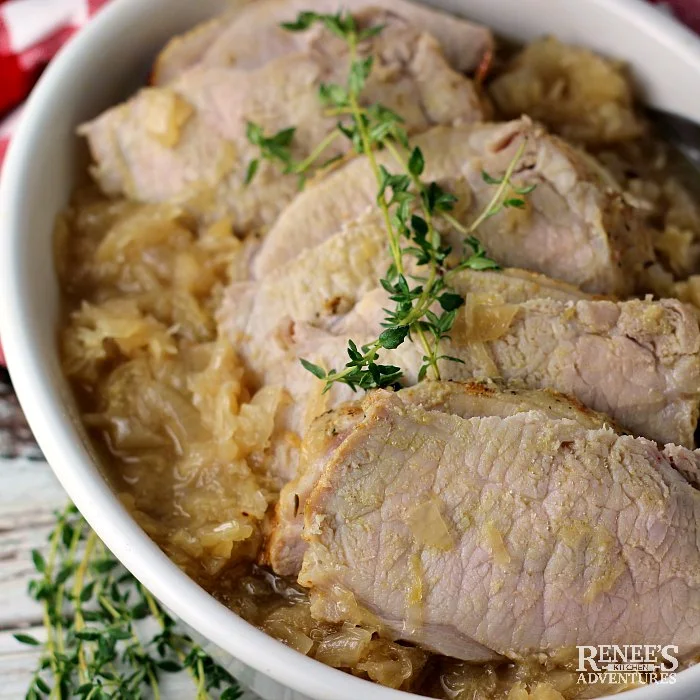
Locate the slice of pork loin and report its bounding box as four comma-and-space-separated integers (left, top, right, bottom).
665, 444, 700, 489
217, 202, 589, 377
218, 210, 388, 378
152, 0, 493, 84
221, 266, 589, 485
293, 289, 700, 447
299, 390, 700, 661
265, 380, 619, 577
253, 118, 652, 295
80, 10, 484, 231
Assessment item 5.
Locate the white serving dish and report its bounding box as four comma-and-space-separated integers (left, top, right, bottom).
2, 1, 700, 698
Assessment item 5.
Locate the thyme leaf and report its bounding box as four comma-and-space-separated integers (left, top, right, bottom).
244, 122, 297, 182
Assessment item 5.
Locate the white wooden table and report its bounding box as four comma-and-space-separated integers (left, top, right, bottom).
0, 368, 58, 698
0, 368, 259, 699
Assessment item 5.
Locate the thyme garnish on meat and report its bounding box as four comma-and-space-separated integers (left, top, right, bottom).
246, 12, 535, 392
244, 123, 296, 185
245, 122, 343, 188
15, 504, 242, 700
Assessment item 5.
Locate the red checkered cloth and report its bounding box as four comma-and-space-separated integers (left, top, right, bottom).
0, 0, 110, 365
0, 0, 110, 165
0, 0, 698, 367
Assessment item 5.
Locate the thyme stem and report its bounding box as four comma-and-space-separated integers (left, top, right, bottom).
383, 138, 444, 378
71, 530, 96, 683
292, 128, 342, 174
346, 35, 404, 276
415, 323, 441, 380
197, 658, 208, 700
467, 140, 527, 234
314, 339, 383, 388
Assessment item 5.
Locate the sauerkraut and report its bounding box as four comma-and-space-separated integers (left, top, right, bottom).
490, 37, 644, 145
60, 187, 272, 578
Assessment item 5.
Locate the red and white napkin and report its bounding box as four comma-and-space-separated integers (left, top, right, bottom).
0, 0, 699, 366
0, 0, 110, 167
0, 0, 109, 366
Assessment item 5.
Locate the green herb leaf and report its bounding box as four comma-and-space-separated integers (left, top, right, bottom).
271, 127, 296, 147
92, 559, 118, 574
358, 24, 385, 40
482, 170, 503, 185
349, 56, 373, 94
300, 359, 327, 379
246, 121, 263, 146
282, 11, 359, 39
319, 82, 349, 107
75, 630, 102, 642
62, 523, 75, 548
465, 256, 501, 271
14, 633, 41, 646
80, 581, 96, 603
35, 677, 51, 693
322, 12, 356, 39
246, 122, 297, 175
157, 660, 183, 673
438, 293, 464, 311
439, 355, 466, 365
244, 159, 259, 185
280, 11, 319, 31
411, 215, 428, 237
55, 563, 76, 585
31, 549, 46, 573
423, 182, 457, 213
379, 326, 409, 349
408, 147, 425, 177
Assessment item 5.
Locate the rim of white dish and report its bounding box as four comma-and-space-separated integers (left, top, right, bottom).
2, 0, 700, 698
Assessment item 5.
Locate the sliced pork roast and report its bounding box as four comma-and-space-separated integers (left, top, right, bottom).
218, 265, 592, 484
79, 10, 484, 232
665, 444, 700, 490
253, 118, 653, 295
220, 209, 388, 374
153, 0, 493, 84
266, 381, 619, 577
298, 389, 700, 661
218, 207, 590, 375
292, 288, 700, 447
220, 260, 700, 493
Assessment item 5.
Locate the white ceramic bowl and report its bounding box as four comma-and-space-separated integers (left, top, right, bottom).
2, 1, 700, 698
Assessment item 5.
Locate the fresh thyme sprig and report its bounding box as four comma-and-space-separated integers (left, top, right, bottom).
246, 12, 535, 392
244, 123, 296, 185
244, 123, 342, 188
15, 504, 242, 700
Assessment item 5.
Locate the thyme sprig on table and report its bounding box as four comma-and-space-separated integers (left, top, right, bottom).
15, 504, 242, 700
247, 12, 534, 392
